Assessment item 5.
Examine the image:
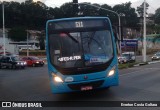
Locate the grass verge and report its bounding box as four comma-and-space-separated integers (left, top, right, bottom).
118, 62, 139, 69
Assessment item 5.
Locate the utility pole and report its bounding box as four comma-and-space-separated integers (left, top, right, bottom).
2, 2, 6, 56
143, 0, 146, 62
73, 0, 78, 16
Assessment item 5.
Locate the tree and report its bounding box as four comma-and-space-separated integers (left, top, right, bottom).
152, 34, 160, 44
59, 2, 74, 18
0, 0, 50, 29
0, 1, 142, 39
78, 3, 100, 16
50, 7, 64, 19
113, 2, 139, 27
137, 2, 149, 17
98, 4, 114, 17
25, 0, 33, 4
155, 8, 160, 24
37, 31, 45, 50
8, 27, 27, 41
21, 1, 48, 29
5, 1, 22, 28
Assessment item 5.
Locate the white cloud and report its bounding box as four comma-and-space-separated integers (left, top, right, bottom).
44, 0, 139, 7
43, 0, 159, 13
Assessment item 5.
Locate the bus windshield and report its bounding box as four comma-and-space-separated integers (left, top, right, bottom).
49, 29, 113, 68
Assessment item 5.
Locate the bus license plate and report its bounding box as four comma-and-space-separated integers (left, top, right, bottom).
81, 86, 93, 91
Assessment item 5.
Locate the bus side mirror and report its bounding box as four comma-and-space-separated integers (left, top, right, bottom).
112, 25, 124, 42
120, 26, 123, 42
112, 26, 119, 42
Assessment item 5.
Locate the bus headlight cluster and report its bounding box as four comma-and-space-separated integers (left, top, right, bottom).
52, 73, 63, 83
108, 66, 116, 77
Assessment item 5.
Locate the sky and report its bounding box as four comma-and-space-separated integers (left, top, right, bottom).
3, 0, 160, 13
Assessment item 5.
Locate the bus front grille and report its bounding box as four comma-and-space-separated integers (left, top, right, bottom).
67, 80, 104, 91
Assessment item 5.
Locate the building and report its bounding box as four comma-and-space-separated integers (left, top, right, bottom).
0, 29, 42, 55
0, 29, 18, 55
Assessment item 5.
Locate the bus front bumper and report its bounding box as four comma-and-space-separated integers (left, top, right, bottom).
50, 75, 118, 94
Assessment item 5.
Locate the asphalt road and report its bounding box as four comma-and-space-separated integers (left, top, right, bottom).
1, 63, 160, 110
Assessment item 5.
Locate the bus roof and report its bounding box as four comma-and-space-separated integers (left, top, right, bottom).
47, 17, 110, 23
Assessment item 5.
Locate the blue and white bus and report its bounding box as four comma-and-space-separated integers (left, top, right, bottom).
46, 17, 119, 93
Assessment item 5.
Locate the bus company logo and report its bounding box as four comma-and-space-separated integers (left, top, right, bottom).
84, 75, 88, 79
2, 102, 11, 107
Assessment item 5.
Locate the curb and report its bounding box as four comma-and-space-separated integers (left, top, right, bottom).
148, 60, 160, 64
133, 60, 160, 67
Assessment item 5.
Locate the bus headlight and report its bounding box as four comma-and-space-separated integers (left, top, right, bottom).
54, 76, 63, 82
108, 66, 116, 77
52, 73, 63, 83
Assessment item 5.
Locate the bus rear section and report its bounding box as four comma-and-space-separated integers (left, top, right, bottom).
46, 17, 119, 93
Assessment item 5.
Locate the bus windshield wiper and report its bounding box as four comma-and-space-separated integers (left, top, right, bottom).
56, 23, 79, 43
66, 33, 79, 43
88, 31, 95, 45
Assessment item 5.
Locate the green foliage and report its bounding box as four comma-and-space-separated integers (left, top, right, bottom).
118, 62, 138, 69
79, 3, 101, 16
8, 27, 27, 41
59, 2, 75, 17
137, 2, 149, 17
0, 1, 140, 29
152, 34, 160, 44
0, 1, 53, 29
99, 4, 114, 18
154, 25, 160, 33
155, 8, 160, 24
113, 2, 139, 27
1, 1, 159, 34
